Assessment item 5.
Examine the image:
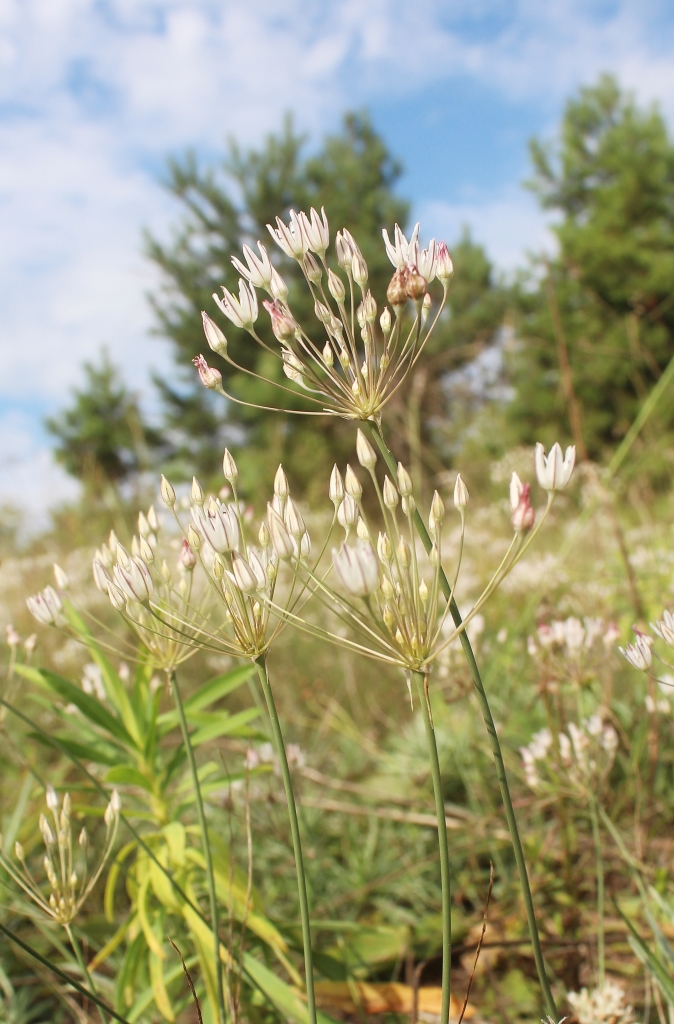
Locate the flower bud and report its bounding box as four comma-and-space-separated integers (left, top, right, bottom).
79, 827, 89, 849
380, 307, 392, 336
397, 538, 411, 568
344, 465, 362, 501
327, 268, 346, 303
352, 251, 368, 288
139, 537, 154, 563
267, 504, 295, 560
270, 267, 289, 302
274, 465, 289, 501
46, 784, 59, 810
362, 290, 377, 324
302, 251, 322, 284
329, 465, 344, 507
147, 506, 158, 531
53, 564, 69, 590
160, 475, 176, 508
387, 269, 408, 309
337, 493, 358, 530
406, 268, 427, 302
436, 241, 454, 284
284, 496, 306, 539
213, 556, 224, 580
223, 449, 238, 483
511, 483, 535, 532
202, 311, 228, 356
191, 477, 204, 506
322, 342, 334, 367
419, 580, 429, 604
356, 517, 369, 540
259, 522, 270, 547
382, 476, 398, 509
179, 539, 197, 571
314, 299, 331, 323
356, 429, 377, 469
15, 841, 24, 861
232, 552, 258, 594
421, 292, 432, 326
396, 463, 413, 497
431, 491, 445, 523
107, 581, 126, 610
193, 354, 222, 390
454, 473, 469, 510
187, 524, 201, 552
401, 495, 416, 515
378, 533, 393, 563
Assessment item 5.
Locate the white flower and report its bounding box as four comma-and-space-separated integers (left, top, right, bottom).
382, 223, 420, 270
652, 609, 674, 646
267, 210, 309, 260
619, 634, 652, 671
535, 442, 576, 492
299, 207, 329, 256
26, 586, 64, 626
567, 982, 633, 1024
213, 279, 259, 330
113, 557, 153, 603
332, 542, 380, 597
231, 242, 274, 291
192, 500, 240, 554
564, 617, 585, 651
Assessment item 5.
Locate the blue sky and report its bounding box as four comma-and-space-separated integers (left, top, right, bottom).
1, 0, 674, 518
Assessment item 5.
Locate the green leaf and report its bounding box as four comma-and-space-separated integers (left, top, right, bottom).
28, 731, 125, 766
191, 707, 260, 746
21, 667, 135, 748
105, 765, 157, 795
157, 664, 254, 733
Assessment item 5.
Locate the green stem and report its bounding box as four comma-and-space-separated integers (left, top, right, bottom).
254, 655, 317, 1024
66, 923, 108, 1024
412, 670, 451, 1024
589, 796, 605, 986
171, 671, 227, 1024
368, 422, 558, 1020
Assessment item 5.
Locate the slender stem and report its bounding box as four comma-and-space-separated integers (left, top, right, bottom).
412, 670, 451, 1024
170, 671, 227, 1024
589, 795, 605, 986
66, 923, 108, 1024
254, 655, 317, 1024
368, 422, 558, 1020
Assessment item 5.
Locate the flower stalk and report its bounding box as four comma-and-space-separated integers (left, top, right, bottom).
170, 670, 227, 1024
368, 421, 559, 1020
254, 654, 316, 1024
412, 670, 452, 1024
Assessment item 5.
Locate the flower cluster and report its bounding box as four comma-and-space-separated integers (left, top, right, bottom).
520, 715, 618, 794
195, 209, 454, 423
527, 616, 620, 686
1, 785, 120, 927
277, 433, 574, 690
567, 982, 634, 1024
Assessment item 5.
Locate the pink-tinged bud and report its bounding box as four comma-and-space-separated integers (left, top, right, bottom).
193, 354, 222, 390
263, 299, 296, 342
201, 311, 227, 356
436, 241, 454, 283
386, 269, 408, 309
620, 633, 652, 671
179, 539, 197, 571
511, 483, 535, 532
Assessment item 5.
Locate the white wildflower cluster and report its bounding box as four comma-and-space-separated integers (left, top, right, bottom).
567, 982, 634, 1024
0, 785, 120, 927
520, 715, 618, 794
194, 209, 455, 423
620, 608, 674, 682
528, 616, 620, 668
26, 453, 316, 667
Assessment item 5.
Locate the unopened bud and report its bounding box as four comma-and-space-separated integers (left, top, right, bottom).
382, 476, 398, 509
397, 538, 411, 568
431, 491, 445, 523
344, 465, 362, 501
421, 292, 432, 326
191, 477, 204, 506
179, 539, 197, 570
387, 269, 408, 309
436, 241, 454, 284
160, 475, 176, 508
15, 841, 24, 861
139, 537, 154, 563
322, 342, 334, 367
46, 784, 59, 810
337, 494, 358, 530
356, 429, 377, 469
213, 557, 224, 580
397, 463, 413, 497
511, 483, 535, 532
187, 525, 201, 552
202, 311, 228, 356
273, 466, 288, 503
378, 534, 393, 564
314, 299, 331, 324
383, 606, 396, 629
380, 307, 392, 336
329, 465, 344, 507
351, 251, 368, 288
356, 517, 369, 540
79, 828, 89, 849
259, 522, 270, 548
453, 473, 469, 510
419, 580, 429, 604
381, 575, 395, 599
362, 290, 377, 323
303, 251, 322, 284
53, 564, 69, 590
430, 544, 439, 566
147, 506, 158, 531
327, 268, 346, 303
401, 495, 416, 515
223, 449, 238, 483
406, 269, 427, 302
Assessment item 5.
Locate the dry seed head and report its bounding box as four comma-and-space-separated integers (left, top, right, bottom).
396, 463, 413, 497
406, 268, 427, 302
344, 465, 362, 501
387, 269, 408, 309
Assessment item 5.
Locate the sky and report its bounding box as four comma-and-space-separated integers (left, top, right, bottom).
2, 0, 674, 522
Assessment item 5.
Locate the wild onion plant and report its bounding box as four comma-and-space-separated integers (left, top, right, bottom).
191, 206, 578, 1019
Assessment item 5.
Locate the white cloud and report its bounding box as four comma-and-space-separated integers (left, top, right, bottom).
0, 0, 673, 514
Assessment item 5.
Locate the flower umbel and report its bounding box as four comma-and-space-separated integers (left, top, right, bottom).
192, 208, 453, 423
